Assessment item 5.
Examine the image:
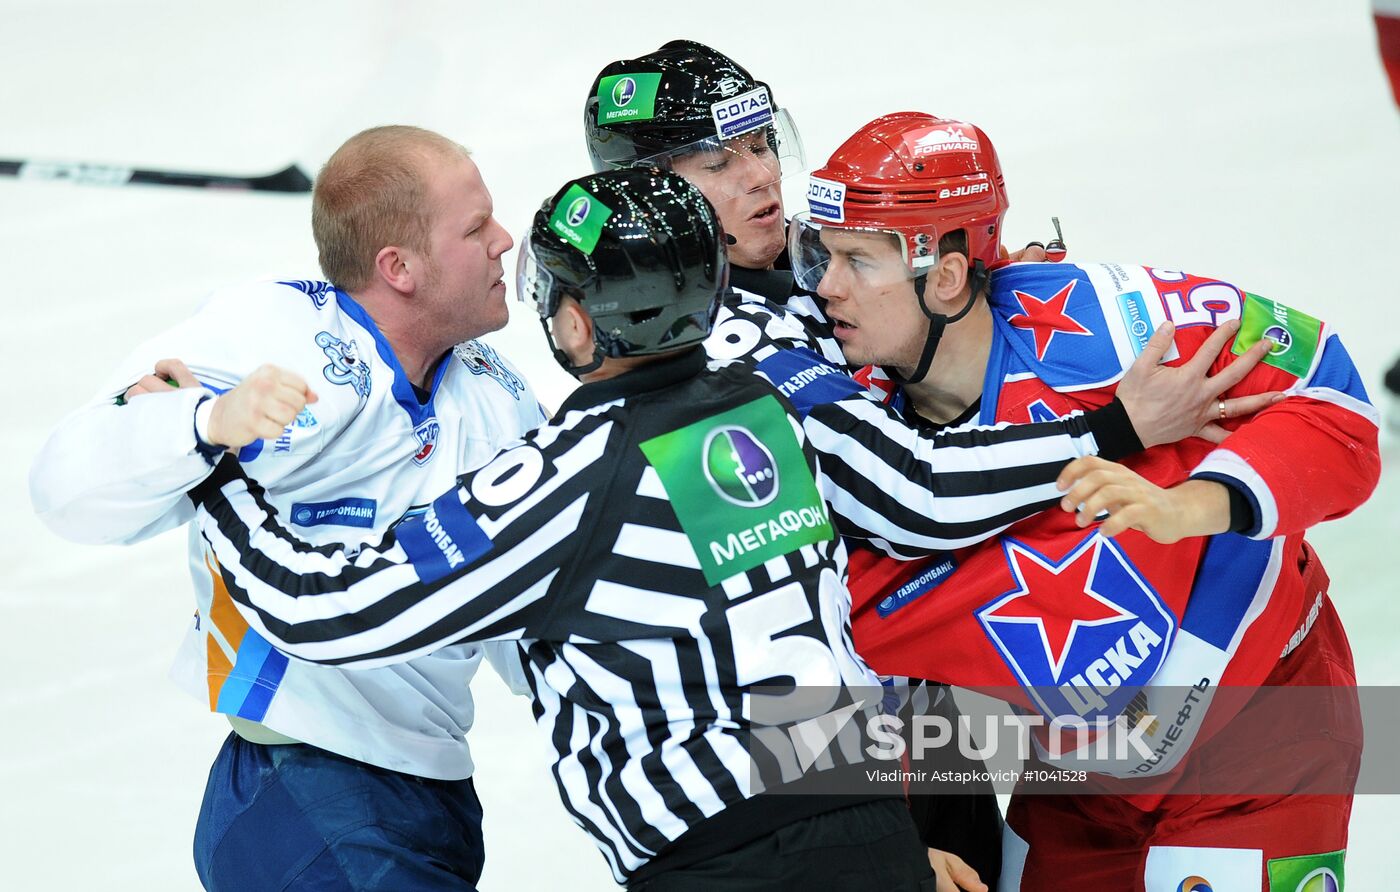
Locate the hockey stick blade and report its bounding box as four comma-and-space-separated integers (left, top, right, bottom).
0, 159, 312, 193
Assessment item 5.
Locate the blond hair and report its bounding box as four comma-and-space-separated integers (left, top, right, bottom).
312, 125, 469, 292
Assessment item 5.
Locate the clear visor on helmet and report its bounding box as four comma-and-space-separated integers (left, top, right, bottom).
633, 108, 805, 203
787, 212, 935, 293
515, 233, 559, 318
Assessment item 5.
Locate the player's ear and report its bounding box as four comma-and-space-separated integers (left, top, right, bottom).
375, 245, 415, 295
927, 251, 969, 309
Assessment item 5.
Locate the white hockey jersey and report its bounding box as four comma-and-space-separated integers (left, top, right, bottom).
29, 279, 545, 779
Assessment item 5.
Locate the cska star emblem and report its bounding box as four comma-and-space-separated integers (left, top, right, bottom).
976, 532, 1175, 721
1007, 280, 1093, 360
981, 539, 1134, 680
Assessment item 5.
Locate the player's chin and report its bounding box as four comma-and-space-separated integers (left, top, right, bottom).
485, 300, 511, 333
730, 227, 785, 270
470, 290, 511, 335
835, 338, 870, 368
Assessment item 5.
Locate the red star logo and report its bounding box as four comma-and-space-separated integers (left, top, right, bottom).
981, 538, 1134, 680
1007, 281, 1092, 360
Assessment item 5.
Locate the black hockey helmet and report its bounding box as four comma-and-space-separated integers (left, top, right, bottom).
517, 168, 728, 376
583, 39, 804, 185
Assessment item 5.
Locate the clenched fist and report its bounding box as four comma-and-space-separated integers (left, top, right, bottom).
206, 364, 319, 449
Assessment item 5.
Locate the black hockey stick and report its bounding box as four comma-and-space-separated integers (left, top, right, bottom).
0, 159, 312, 193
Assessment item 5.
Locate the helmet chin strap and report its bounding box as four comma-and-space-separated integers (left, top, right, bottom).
889, 259, 988, 386
540, 318, 606, 377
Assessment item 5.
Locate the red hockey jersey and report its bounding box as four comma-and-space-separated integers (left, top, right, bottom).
849, 262, 1380, 777
1377, 0, 1400, 107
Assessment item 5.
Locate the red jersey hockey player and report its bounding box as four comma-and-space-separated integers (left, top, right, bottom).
788, 112, 1379, 890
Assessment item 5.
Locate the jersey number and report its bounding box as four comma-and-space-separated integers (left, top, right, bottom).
728, 581, 841, 724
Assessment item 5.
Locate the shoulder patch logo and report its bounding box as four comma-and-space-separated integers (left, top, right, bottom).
1007, 280, 1093, 361
1294, 869, 1340, 892
455, 341, 525, 399
1266, 850, 1345, 892
1231, 292, 1322, 379
315, 331, 371, 397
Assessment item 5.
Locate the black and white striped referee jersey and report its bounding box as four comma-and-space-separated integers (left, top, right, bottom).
191, 319, 1137, 881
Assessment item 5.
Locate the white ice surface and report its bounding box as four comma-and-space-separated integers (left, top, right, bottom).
1, 1, 1396, 888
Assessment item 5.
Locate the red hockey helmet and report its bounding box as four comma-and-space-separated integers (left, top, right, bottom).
790, 112, 1009, 290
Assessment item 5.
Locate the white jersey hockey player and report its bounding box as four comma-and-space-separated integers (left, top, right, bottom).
29, 126, 541, 890
32, 277, 543, 776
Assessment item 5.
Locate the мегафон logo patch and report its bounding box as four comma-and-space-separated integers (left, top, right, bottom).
703, 426, 778, 507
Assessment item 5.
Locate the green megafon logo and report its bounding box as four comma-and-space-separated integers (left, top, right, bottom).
548, 184, 613, 254
612, 76, 637, 107
1296, 868, 1340, 892
566, 195, 591, 227
1262, 323, 1293, 355
703, 426, 779, 507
